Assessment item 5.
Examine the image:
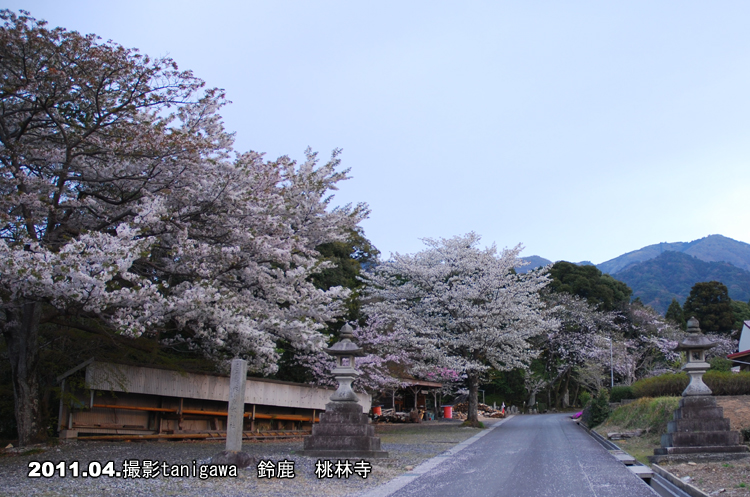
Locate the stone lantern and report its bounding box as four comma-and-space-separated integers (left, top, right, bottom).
652, 317, 748, 462
298, 324, 388, 458
677, 317, 716, 397
326, 324, 364, 402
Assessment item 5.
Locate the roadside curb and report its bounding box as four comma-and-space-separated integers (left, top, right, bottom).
579, 420, 695, 497
358, 415, 513, 497
652, 465, 709, 497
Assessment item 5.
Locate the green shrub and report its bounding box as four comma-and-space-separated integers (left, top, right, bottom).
632, 373, 688, 398
610, 386, 635, 403
603, 397, 680, 435
632, 371, 750, 397
579, 391, 592, 407
704, 371, 750, 395
709, 357, 733, 372
588, 390, 610, 428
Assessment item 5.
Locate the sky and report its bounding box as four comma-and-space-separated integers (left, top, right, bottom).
10, 1, 750, 264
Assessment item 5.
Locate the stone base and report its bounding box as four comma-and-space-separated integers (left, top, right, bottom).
654, 444, 749, 455
649, 451, 750, 464
655, 395, 749, 461
298, 401, 388, 459
210, 450, 257, 468
296, 449, 390, 459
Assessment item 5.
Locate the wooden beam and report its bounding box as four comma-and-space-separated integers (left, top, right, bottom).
90, 404, 320, 422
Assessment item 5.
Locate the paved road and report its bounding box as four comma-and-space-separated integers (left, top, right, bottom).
366, 414, 657, 497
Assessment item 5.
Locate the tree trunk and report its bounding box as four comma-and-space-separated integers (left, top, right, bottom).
2, 302, 43, 446
467, 375, 480, 426
553, 374, 563, 408
562, 372, 571, 408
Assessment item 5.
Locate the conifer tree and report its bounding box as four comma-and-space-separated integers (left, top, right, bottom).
683, 282, 735, 334
665, 298, 686, 330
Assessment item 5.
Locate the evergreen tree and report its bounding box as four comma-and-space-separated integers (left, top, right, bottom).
665, 299, 686, 330
548, 262, 632, 312
730, 300, 750, 332
683, 282, 735, 334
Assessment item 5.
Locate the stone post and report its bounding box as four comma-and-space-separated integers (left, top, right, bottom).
226, 358, 247, 452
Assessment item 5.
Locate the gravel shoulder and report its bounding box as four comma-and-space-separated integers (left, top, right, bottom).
659, 460, 750, 496
598, 426, 750, 496
0, 419, 492, 497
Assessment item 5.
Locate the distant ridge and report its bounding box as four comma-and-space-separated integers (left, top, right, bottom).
614, 251, 750, 314
597, 235, 750, 275
517, 255, 552, 274
517, 257, 594, 274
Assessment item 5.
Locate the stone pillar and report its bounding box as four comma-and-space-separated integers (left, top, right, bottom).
226, 358, 247, 452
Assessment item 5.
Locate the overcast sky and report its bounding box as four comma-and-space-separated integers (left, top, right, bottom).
12, 1, 750, 264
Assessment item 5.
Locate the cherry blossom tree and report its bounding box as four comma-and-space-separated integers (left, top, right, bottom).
533, 291, 619, 407
0, 11, 365, 444
362, 233, 555, 426
611, 303, 681, 384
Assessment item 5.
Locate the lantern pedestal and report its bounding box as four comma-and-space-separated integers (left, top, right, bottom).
651, 317, 749, 463
298, 401, 388, 458
651, 395, 748, 462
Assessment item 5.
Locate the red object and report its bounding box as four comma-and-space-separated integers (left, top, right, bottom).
443, 405, 453, 419
372, 406, 382, 416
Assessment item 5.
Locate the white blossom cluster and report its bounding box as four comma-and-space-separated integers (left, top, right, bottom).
362, 233, 556, 385
0, 11, 366, 374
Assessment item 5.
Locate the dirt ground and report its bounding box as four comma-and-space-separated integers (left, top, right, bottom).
717, 397, 750, 432
660, 460, 750, 496
608, 396, 750, 496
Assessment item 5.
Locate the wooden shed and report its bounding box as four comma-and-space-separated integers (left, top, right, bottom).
57, 359, 370, 439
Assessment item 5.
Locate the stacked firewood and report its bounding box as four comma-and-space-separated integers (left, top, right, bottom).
375, 408, 412, 423
452, 402, 505, 418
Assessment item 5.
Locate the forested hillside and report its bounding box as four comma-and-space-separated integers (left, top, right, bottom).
614, 251, 750, 314
598, 235, 750, 275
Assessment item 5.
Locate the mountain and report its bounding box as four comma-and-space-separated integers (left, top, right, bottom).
614, 251, 750, 314
597, 235, 750, 275
517, 255, 552, 274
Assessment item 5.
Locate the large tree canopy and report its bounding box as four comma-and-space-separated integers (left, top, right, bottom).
363, 232, 556, 425
548, 261, 632, 312
0, 10, 366, 444
683, 281, 735, 334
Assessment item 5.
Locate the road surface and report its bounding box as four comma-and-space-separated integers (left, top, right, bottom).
365, 413, 657, 497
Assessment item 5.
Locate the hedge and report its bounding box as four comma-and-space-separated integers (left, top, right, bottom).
610, 385, 635, 403
632, 371, 750, 398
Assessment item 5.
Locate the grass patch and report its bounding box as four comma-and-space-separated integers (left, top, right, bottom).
20, 448, 45, 456
610, 434, 661, 465
461, 420, 484, 429
594, 396, 679, 465
601, 397, 679, 435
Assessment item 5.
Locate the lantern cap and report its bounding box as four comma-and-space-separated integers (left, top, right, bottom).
675, 317, 716, 351
325, 324, 364, 357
